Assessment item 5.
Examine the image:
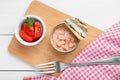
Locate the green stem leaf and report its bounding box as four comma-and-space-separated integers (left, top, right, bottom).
25, 17, 35, 27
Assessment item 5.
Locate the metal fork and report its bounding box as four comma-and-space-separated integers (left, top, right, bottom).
36, 55, 120, 74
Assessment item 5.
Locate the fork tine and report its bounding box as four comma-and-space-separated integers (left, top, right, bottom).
37, 67, 55, 71
36, 61, 57, 74
35, 61, 60, 74
38, 70, 56, 74
37, 64, 55, 68
36, 61, 55, 67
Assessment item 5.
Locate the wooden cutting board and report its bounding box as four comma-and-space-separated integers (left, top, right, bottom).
8, 1, 102, 77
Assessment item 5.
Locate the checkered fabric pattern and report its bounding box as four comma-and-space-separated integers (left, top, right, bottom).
23, 21, 120, 80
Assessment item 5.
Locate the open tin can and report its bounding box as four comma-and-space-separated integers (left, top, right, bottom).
50, 18, 88, 53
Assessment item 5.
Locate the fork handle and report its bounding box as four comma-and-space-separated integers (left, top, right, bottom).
69, 55, 120, 67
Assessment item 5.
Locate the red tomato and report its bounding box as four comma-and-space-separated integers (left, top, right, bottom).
21, 23, 27, 30
21, 23, 35, 37
34, 21, 43, 39
26, 26, 35, 37
19, 30, 34, 42
20, 21, 43, 42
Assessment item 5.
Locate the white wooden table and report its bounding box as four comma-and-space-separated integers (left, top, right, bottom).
0, 0, 120, 80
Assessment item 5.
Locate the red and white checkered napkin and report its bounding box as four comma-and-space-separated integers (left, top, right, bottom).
23, 21, 120, 80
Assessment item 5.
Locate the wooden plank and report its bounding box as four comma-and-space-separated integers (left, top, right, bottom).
8, 1, 102, 77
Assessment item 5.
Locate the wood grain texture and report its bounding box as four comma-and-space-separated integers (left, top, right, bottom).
8, 1, 102, 77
